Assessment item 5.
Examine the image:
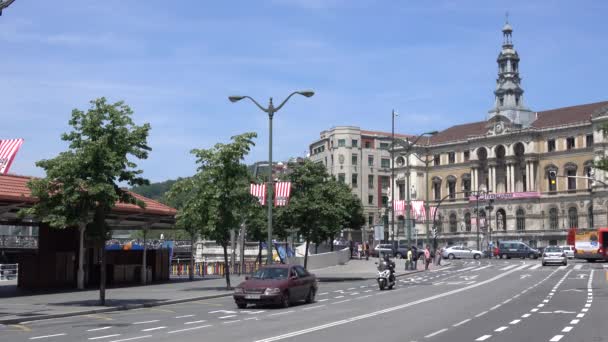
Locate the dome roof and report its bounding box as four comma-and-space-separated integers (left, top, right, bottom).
502, 23, 513, 32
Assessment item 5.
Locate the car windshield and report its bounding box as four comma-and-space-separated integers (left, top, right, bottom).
251, 267, 289, 280
545, 246, 562, 253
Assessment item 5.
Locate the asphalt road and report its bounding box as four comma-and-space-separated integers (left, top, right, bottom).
1, 258, 606, 342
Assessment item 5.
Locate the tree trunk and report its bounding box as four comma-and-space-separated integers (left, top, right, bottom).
141, 227, 148, 285
77, 223, 86, 290
239, 226, 246, 276
330, 235, 334, 252
189, 236, 195, 281
315, 242, 319, 254
257, 241, 263, 266
303, 238, 310, 269
99, 240, 106, 306
222, 243, 231, 289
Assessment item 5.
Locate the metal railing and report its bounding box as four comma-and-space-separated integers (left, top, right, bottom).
0, 264, 18, 281
0, 235, 38, 249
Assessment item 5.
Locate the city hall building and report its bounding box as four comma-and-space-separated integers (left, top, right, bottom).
308, 23, 608, 249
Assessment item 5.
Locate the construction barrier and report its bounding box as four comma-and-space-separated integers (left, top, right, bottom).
171, 261, 262, 277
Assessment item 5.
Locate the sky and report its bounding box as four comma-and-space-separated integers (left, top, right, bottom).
1, 0, 607, 182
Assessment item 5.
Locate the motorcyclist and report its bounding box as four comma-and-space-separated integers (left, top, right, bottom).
379, 253, 396, 282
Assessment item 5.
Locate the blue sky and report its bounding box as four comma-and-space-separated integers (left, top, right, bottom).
2, 0, 606, 182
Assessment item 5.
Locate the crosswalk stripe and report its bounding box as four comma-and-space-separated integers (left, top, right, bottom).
529, 264, 542, 270
500, 264, 518, 271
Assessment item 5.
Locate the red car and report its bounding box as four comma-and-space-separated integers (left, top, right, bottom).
233, 264, 318, 309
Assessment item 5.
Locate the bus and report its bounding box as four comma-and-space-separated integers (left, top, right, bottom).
574, 227, 608, 262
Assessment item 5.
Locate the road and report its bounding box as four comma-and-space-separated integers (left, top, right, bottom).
1, 258, 606, 342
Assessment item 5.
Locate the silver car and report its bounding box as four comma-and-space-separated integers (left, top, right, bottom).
559, 245, 575, 259
442, 245, 483, 259
542, 246, 567, 266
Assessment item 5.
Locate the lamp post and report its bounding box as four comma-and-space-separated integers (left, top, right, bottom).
485, 199, 495, 256
0, 0, 16, 16
390, 110, 397, 247
394, 132, 437, 246
229, 90, 314, 264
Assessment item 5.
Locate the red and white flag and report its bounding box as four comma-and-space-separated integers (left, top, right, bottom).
250, 183, 266, 205
0, 138, 24, 175
393, 200, 405, 216
274, 181, 292, 207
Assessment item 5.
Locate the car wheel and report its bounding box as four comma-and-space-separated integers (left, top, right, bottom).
280, 292, 290, 308
236, 302, 247, 309
563, 261, 567, 266
528, 253, 535, 259
501, 254, 507, 259
448, 254, 455, 260
473, 254, 481, 260
395, 253, 403, 259
542, 262, 546, 266
305, 287, 316, 304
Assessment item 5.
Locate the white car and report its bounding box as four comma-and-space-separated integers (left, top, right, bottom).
542, 246, 567, 266
559, 245, 575, 259
442, 245, 483, 259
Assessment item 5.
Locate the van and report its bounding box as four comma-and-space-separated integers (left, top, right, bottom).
498, 241, 540, 259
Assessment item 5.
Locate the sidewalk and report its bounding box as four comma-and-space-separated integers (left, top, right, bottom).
312, 257, 449, 281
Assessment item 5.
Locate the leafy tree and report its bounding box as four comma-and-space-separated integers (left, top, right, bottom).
131, 179, 178, 201
20, 98, 150, 304
243, 199, 267, 266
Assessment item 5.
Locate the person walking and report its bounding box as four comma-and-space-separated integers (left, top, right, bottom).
436, 246, 443, 266
406, 247, 414, 271
411, 246, 419, 270
424, 245, 431, 270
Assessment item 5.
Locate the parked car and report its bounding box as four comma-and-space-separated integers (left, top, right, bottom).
442, 245, 483, 259
542, 246, 567, 266
498, 241, 540, 259
372, 244, 394, 258
233, 264, 318, 309
559, 245, 575, 259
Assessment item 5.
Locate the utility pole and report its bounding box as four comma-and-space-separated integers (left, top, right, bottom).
391, 110, 396, 247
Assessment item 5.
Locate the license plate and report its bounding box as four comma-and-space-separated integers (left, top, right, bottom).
245, 294, 261, 299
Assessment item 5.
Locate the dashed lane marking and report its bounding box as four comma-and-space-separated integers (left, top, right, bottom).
268, 311, 295, 317
529, 264, 542, 270
107, 336, 152, 342
140, 327, 165, 332
184, 320, 207, 325
167, 325, 212, 334
222, 320, 241, 324
475, 311, 488, 318
333, 299, 351, 304
500, 265, 518, 271
175, 315, 194, 319
510, 319, 521, 325
132, 320, 159, 325
302, 305, 326, 311
550, 335, 564, 342
88, 334, 121, 340
218, 315, 237, 319
562, 327, 573, 332
570, 319, 579, 324
29, 334, 67, 340
424, 328, 447, 338
317, 299, 329, 302
494, 326, 508, 332
87, 327, 112, 332
453, 318, 470, 327
475, 335, 492, 341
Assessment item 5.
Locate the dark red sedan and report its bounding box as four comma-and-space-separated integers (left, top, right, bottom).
233, 264, 318, 309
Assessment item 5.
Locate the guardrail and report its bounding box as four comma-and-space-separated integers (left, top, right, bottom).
0, 235, 38, 249
0, 263, 18, 281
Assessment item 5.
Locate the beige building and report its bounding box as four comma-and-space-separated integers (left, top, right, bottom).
309, 23, 608, 249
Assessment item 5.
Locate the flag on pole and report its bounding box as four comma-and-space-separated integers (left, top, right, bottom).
0, 138, 24, 175
393, 200, 405, 216
274, 181, 292, 207
250, 183, 266, 205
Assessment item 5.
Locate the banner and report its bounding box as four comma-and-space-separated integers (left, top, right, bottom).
274, 181, 292, 207
469, 191, 541, 202
250, 183, 266, 205
0, 138, 24, 174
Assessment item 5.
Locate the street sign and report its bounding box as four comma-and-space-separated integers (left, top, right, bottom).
374, 225, 384, 241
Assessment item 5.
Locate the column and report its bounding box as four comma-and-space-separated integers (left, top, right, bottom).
491, 166, 497, 192
506, 164, 511, 192
511, 164, 516, 192
472, 167, 477, 192
531, 162, 537, 191
525, 162, 530, 191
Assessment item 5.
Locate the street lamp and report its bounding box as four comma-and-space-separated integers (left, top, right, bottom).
229, 90, 314, 264
393, 131, 437, 246
0, 0, 16, 16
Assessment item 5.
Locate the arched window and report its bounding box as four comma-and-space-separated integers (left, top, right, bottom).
516, 208, 525, 232
449, 213, 457, 233
568, 207, 578, 229
462, 174, 471, 198
584, 161, 593, 189
447, 176, 457, 200
588, 205, 594, 229
549, 208, 559, 230
496, 209, 507, 231
564, 163, 578, 191
465, 212, 472, 232
432, 177, 442, 200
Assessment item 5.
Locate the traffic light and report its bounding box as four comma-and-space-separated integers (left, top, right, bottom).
548, 170, 557, 185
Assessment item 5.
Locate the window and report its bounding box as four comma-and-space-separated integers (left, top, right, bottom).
465, 212, 471, 232
549, 208, 559, 230
338, 173, 345, 183
568, 207, 578, 228
352, 139, 358, 148
586, 134, 593, 147
585, 165, 593, 188
449, 213, 457, 233
463, 177, 471, 198
381, 176, 390, 190
499, 97, 504, 106
516, 209, 525, 232
448, 152, 455, 164
368, 215, 374, 226
433, 179, 441, 200
352, 154, 358, 165
351, 173, 358, 188
515, 95, 520, 106
368, 175, 374, 189
381, 195, 388, 207
381, 158, 390, 169
434, 154, 441, 166
464, 150, 470, 162
448, 181, 456, 199
364, 141, 371, 149
379, 142, 390, 150
368, 195, 374, 205
567, 169, 576, 191
368, 155, 374, 166
338, 139, 346, 147
566, 137, 575, 150
547, 139, 556, 152
398, 183, 405, 200
588, 206, 594, 228
294, 266, 309, 277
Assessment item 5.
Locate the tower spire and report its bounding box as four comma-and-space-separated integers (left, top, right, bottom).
487, 18, 534, 127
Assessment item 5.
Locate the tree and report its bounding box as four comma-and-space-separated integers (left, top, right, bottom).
168, 133, 257, 289
243, 199, 267, 266
20, 98, 150, 304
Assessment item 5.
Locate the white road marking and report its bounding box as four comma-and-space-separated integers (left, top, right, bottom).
175, 314, 194, 319
531, 308, 539, 312
356, 295, 372, 300
252, 265, 527, 342
576, 313, 585, 318
582, 308, 589, 312
334, 296, 345, 299
529, 264, 542, 270
550, 335, 564, 342
500, 265, 517, 271
268, 311, 295, 317
132, 320, 159, 325
333, 299, 351, 304
318, 292, 328, 296
222, 320, 241, 324
317, 298, 329, 302
208, 310, 236, 314
87, 327, 112, 332
89, 335, 121, 340
360, 286, 367, 288
475, 311, 488, 317
107, 336, 152, 342
347, 288, 356, 290
302, 305, 326, 311
562, 327, 573, 332
574, 264, 583, 270
495, 326, 508, 332
350, 292, 360, 295
218, 315, 237, 319
570, 319, 579, 324
364, 290, 373, 293
489, 304, 501, 310
475, 335, 492, 341
453, 318, 470, 327
141, 327, 165, 332
585, 303, 591, 307
521, 314, 531, 318
242, 310, 265, 314
424, 328, 447, 338
471, 265, 492, 271
244, 317, 259, 321
30, 334, 67, 340
510, 319, 520, 325
167, 325, 212, 334
537, 304, 545, 307
184, 320, 207, 325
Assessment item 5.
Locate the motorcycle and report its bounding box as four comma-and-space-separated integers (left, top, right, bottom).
375, 260, 395, 290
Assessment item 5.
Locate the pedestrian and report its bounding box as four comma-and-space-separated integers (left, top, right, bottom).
411, 246, 418, 270
424, 245, 431, 270
365, 242, 370, 260
349, 240, 354, 259
437, 246, 443, 266
406, 247, 414, 271
494, 246, 500, 259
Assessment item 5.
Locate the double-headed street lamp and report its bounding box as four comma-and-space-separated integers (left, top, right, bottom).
0, 0, 16, 15
229, 90, 314, 264
393, 132, 437, 246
